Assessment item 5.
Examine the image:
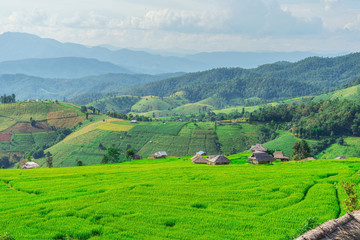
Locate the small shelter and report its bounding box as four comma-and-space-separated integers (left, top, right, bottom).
22, 162, 39, 169
207, 155, 231, 165
248, 152, 275, 165
273, 151, 290, 161
301, 157, 316, 161
130, 120, 137, 124
132, 155, 141, 160
335, 156, 347, 159
250, 144, 268, 153
295, 210, 360, 240
191, 154, 209, 164
154, 151, 167, 159
196, 151, 206, 156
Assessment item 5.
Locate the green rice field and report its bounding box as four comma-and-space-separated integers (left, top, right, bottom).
0, 158, 359, 239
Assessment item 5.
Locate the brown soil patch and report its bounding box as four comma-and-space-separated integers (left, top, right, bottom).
48, 116, 85, 129
0, 134, 12, 142
0, 121, 52, 134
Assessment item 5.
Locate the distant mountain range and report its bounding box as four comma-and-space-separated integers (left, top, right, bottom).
0, 72, 184, 101
0, 32, 342, 75
0, 57, 131, 78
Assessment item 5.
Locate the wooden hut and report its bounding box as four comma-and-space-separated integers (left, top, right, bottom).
130, 120, 137, 124
196, 151, 206, 156
154, 151, 167, 159
132, 155, 141, 160
22, 162, 39, 169
301, 157, 316, 161
191, 154, 208, 164
335, 156, 347, 159
273, 151, 289, 161
250, 144, 268, 153
295, 210, 360, 240
207, 155, 231, 165
248, 152, 275, 165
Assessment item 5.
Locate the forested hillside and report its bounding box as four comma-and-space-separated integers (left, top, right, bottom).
129, 53, 360, 104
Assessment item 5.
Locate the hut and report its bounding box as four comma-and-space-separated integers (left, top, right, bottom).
191, 154, 208, 164
301, 157, 316, 161
132, 155, 141, 160
273, 151, 290, 161
250, 144, 268, 153
207, 155, 231, 165
295, 210, 360, 240
196, 151, 206, 156
248, 152, 275, 165
22, 162, 39, 169
130, 120, 137, 124
335, 156, 347, 159
154, 151, 167, 159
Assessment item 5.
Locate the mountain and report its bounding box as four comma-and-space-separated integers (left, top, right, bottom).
129, 53, 360, 103
0, 32, 340, 74
0, 72, 184, 101
0, 57, 131, 78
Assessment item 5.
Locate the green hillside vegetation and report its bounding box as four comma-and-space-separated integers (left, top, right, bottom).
37, 120, 271, 168
0, 101, 87, 167
317, 137, 360, 159
313, 84, 360, 101
0, 158, 359, 239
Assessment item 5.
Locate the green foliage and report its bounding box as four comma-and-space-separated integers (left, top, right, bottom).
46, 156, 53, 168
292, 140, 312, 160
0, 232, 14, 240
286, 217, 320, 240
341, 182, 360, 213
126, 149, 135, 159
104, 147, 120, 163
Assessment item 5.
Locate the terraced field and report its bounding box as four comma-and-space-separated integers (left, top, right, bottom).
0, 158, 359, 239
0, 102, 87, 167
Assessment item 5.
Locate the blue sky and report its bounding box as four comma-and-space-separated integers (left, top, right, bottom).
1, 0, 360, 53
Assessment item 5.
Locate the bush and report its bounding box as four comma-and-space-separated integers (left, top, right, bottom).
0, 232, 15, 240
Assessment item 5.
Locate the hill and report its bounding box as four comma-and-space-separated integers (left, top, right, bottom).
0, 72, 183, 102
0, 57, 131, 78
0, 101, 86, 168
130, 53, 360, 103
0, 157, 359, 239
36, 120, 265, 167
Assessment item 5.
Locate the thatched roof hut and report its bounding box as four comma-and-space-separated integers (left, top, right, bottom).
273, 151, 290, 161
301, 157, 316, 161
295, 211, 360, 240
191, 154, 208, 164
248, 152, 275, 165
197, 151, 206, 156
207, 155, 231, 165
154, 151, 167, 158
335, 156, 347, 159
250, 144, 267, 153
22, 162, 39, 169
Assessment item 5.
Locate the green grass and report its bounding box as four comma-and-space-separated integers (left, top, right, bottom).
0, 158, 359, 239
313, 85, 360, 102
264, 131, 319, 158
317, 137, 360, 159
216, 123, 260, 154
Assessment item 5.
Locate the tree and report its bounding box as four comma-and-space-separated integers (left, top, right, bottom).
292, 140, 311, 160
126, 149, 135, 159
102, 147, 120, 164
46, 156, 53, 168
24, 152, 32, 162
30, 117, 36, 127
80, 106, 87, 113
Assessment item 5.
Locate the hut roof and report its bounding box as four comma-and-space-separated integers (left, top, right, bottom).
207, 155, 231, 163
22, 162, 39, 169
335, 156, 347, 159
155, 151, 167, 157
295, 211, 360, 240
197, 151, 205, 156
301, 157, 316, 161
191, 154, 208, 164
248, 152, 275, 162
250, 144, 268, 153
273, 151, 289, 160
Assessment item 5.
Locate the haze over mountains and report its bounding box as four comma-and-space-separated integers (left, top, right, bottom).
0, 32, 341, 75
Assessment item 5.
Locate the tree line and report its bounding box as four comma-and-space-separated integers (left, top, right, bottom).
0, 94, 16, 104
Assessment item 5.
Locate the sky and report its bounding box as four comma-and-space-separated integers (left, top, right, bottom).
1, 0, 360, 53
